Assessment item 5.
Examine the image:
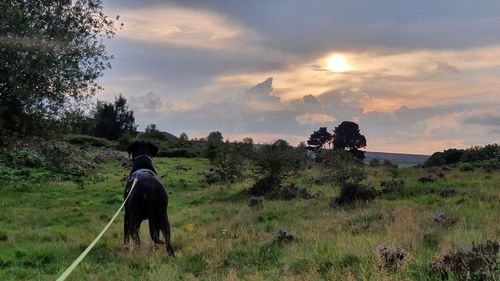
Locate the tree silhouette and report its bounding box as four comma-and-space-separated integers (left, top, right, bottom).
333, 121, 367, 159
94, 95, 136, 140
307, 127, 333, 151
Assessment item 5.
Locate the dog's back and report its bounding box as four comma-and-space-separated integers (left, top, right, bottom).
125, 169, 168, 220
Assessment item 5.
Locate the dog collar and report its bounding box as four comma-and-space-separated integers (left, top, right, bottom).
133, 154, 153, 161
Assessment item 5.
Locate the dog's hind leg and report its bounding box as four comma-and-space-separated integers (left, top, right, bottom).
123, 212, 131, 249
149, 218, 164, 246
160, 214, 175, 256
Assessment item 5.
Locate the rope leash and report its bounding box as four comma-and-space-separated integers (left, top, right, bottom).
56, 179, 138, 281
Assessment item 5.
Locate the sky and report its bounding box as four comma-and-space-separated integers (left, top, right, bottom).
99, 0, 500, 154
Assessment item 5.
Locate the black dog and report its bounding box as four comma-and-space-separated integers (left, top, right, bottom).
124, 140, 174, 256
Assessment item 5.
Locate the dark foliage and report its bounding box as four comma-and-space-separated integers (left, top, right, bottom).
0, 0, 119, 143
430, 240, 499, 280
423, 152, 446, 167
307, 127, 332, 151
273, 229, 295, 243
332, 121, 367, 159
94, 95, 137, 140
248, 196, 264, 210
64, 135, 114, 148
376, 244, 407, 271
418, 176, 436, 183
329, 183, 377, 207
380, 178, 405, 194
439, 188, 457, 197
206, 131, 224, 163
267, 183, 313, 200
141, 124, 168, 141
250, 140, 304, 195
424, 144, 499, 167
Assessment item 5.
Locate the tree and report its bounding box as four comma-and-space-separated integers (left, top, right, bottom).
142, 124, 166, 141
94, 95, 136, 140
206, 131, 224, 162
0, 0, 120, 142
333, 121, 367, 159
307, 127, 333, 151
179, 132, 189, 141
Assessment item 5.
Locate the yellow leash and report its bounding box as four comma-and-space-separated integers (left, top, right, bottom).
56, 179, 138, 281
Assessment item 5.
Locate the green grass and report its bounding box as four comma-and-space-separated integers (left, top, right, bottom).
0, 155, 499, 280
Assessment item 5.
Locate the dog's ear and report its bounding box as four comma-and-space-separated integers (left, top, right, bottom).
127, 141, 137, 157
148, 142, 159, 157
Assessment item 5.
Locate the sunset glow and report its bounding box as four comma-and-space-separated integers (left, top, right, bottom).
327, 54, 350, 72
99, 1, 500, 154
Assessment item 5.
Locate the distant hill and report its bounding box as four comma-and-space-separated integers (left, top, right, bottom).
365, 151, 429, 166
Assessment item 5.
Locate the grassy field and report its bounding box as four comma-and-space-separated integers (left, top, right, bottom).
0, 153, 499, 280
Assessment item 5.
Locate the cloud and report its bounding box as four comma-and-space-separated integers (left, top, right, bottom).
296, 113, 336, 124
462, 112, 500, 127
99, 0, 500, 153
436, 61, 460, 73
244, 77, 279, 102
118, 5, 255, 50
302, 94, 320, 104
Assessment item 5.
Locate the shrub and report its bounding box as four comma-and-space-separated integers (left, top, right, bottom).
273, 229, 295, 243
267, 183, 313, 200
0, 149, 44, 168
65, 134, 114, 148
329, 182, 376, 207
423, 152, 446, 167
380, 178, 405, 194
368, 158, 381, 167
250, 176, 281, 196
430, 240, 499, 280
117, 133, 136, 151
248, 196, 264, 209
376, 244, 407, 271
250, 140, 303, 195
459, 164, 474, 172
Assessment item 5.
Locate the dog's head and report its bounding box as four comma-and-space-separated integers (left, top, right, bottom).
127, 140, 159, 159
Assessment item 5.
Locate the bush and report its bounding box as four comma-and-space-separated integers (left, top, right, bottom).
329, 182, 376, 207
65, 135, 114, 148
117, 133, 136, 151
430, 240, 499, 280
380, 178, 405, 194
423, 152, 446, 167
376, 244, 407, 271
250, 140, 304, 195
459, 164, 474, 172
0, 149, 44, 168
267, 183, 313, 200
368, 158, 381, 167
250, 176, 281, 196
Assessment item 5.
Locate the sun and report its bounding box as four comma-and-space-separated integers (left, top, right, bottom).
327, 54, 350, 72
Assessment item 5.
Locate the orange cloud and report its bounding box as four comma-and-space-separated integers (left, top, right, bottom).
118, 6, 252, 50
